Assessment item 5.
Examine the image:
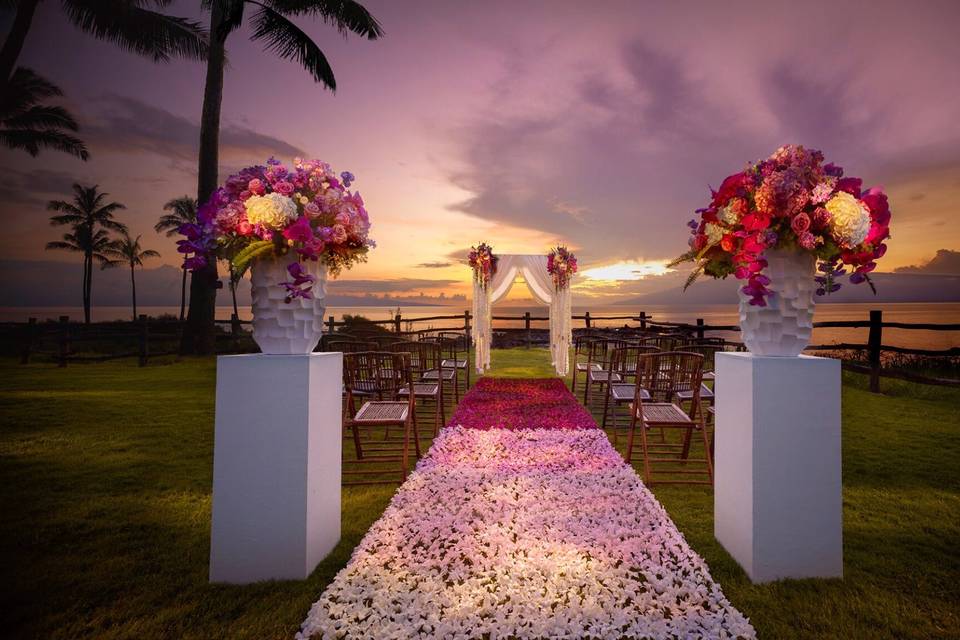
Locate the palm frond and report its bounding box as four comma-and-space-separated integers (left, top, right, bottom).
681, 264, 705, 292
0, 128, 89, 160
0, 67, 63, 116
3, 105, 80, 131
265, 0, 383, 39
46, 240, 83, 252
250, 5, 336, 89
231, 239, 276, 277
61, 0, 210, 62
667, 248, 698, 269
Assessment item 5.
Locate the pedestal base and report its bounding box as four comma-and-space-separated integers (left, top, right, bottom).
209, 353, 342, 583
714, 352, 842, 583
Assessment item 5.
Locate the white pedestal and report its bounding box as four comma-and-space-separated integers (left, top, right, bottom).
209, 353, 342, 583
714, 352, 842, 583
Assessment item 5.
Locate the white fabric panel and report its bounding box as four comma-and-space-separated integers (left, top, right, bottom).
473, 254, 571, 376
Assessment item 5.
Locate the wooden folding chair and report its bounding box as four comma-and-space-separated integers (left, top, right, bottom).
571, 334, 601, 393
439, 331, 471, 391
421, 333, 464, 402
601, 344, 658, 439
583, 337, 628, 407
388, 340, 446, 436
342, 352, 421, 485
625, 351, 713, 486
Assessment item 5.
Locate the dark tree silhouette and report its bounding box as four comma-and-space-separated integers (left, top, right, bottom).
182, 0, 383, 355
0, 67, 88, 159
104, 232, 161, 320
155, 196, 198, 321
46, 184, 128, 323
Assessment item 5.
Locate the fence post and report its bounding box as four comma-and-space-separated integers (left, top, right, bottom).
584, 311, 591, 329
464, 310, 471, 343
138, 314, 149, 367
327, 315, 336, 334
696, 318, 705, 340
639, 311, 647, 331
524, 311, 531, 348
20, 317, 37, 364
394, 313, 402, 333
868, 309, 882, 393
58, 316, 69, 368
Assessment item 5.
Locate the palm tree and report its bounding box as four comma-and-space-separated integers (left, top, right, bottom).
182, 0, 383, 355
104, 232, 161, 320
0, 0, 209, 99
154, 196, 197, 321
0, 67, 88, 159
46, 226, 123, 322
47, 184, 128, 324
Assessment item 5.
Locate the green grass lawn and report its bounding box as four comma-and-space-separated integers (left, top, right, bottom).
1, 350, 958, 639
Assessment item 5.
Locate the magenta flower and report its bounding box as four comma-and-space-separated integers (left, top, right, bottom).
282, 216, 313, 243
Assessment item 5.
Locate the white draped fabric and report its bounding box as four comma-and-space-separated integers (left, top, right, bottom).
472, 254, 571, 377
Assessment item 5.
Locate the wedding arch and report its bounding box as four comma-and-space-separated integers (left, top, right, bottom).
471, 254, 572, 377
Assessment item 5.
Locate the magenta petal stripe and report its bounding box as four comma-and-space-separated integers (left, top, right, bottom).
448, 377, 597, 431
298, 379, 755, 639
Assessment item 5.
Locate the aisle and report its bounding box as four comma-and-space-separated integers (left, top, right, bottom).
298, 379, 755, 640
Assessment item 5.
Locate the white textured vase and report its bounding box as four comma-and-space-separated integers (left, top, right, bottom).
250, 257, 327, 354
737, 249, 816, 357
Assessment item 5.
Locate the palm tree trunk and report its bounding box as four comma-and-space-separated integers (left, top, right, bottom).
181, 1, 226, 355
0, 0, 40, 94
130, 263, 137, 320
179, 268, 187, 322
83, 251, 92, 324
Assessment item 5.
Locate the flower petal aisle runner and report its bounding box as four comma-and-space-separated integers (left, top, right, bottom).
299, 379, 755, 640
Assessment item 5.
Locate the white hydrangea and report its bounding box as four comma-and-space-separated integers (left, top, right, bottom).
825, 191, 871, 247
718, 202, 741, 225
704, 222, 724, 245
244, 192, 298, 229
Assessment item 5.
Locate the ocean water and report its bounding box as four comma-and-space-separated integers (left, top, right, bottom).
3, 302, 958, 350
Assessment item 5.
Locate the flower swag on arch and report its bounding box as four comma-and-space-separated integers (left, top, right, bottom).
469, 244, 577, 377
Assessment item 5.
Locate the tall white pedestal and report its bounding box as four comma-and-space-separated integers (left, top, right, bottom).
714, 352, 842, 583
209, 353, 342, 583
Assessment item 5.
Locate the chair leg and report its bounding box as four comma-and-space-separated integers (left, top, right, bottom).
625, 410, 637, 464
702, 426, 713, 484
412, 414, 422, 458
601, 387, 612, 429
401, 419, 410, 481
583, 375, 590, 404
571, 366, 578, 393
351, 423, 363, 460
640, 423, 652, 485
680, 425, 693, 461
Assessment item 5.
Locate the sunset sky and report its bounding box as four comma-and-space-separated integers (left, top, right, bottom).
2, 0, 959, 305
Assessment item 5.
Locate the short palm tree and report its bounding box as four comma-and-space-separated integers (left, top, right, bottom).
0, 67, 88, 159
0, 0, 209, 98
104, 232, 161, 320
47, 184, 128, 324
183, 0, 383, 355
154, 196, 197, 321
46, 226, 122, 321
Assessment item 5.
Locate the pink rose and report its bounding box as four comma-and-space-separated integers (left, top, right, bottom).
248, 178, 265, 195
790, 212, 811, 234
274, 181, 295, 196
304, 202, 321, 218
798, 231, 817, 250
332, 224, 348, 244
335, 212, 351, 226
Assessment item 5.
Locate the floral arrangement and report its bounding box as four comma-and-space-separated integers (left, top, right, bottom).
546, 245, 578, 290
298, 424, 756, 639
449, 378, 596, 430
467, 242, 498, 289
672, 145, 891, 306
177, 157, 374, 301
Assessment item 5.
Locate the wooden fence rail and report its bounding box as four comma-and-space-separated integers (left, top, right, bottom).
9, 308, 958, 391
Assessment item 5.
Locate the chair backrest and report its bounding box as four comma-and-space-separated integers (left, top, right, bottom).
371, 334, 406, 347
609, 344, 659, 378
386, 340, 441, 376
681, 339, 727, 371
639, 334, 686, 352
421, 334, 462, 361
588, 337, 629, 368
438, 331, 469, 351
343, 351, 411, 399
323, 339, 376, 353
636, 351, 704, 402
